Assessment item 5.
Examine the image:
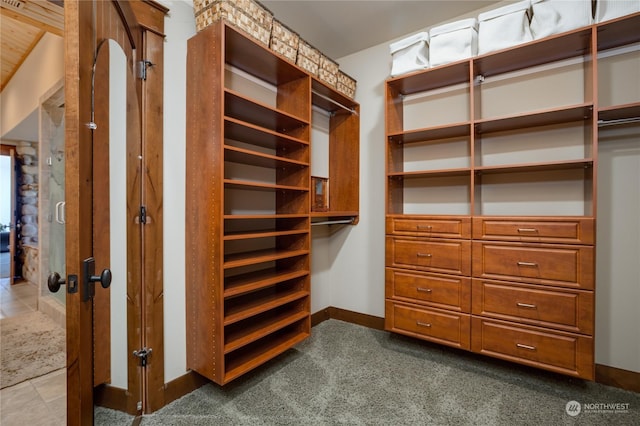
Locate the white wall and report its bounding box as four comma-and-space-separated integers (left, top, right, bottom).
329, 1, 512, 323
159, 1, 640, 380
1, 33, 64, 140
159, 0, 194, 383
335, 3, 640, 374
160, 0, 336, 381
596, 125, 640, 373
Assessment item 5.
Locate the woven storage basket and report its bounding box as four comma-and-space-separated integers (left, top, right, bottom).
318, 54, 339, 87
337, 71, 357, 99
270, 19, 299, 63
194, 0, 273, 46
297, 39, 321, 76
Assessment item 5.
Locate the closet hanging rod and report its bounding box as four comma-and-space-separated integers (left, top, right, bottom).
311, 218, 355, 226
597, 117, 640, 127
312, 90, 358, 116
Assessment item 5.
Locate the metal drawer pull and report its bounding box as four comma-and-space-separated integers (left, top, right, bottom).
417, 225, 433, 230
516, 302, 537, 309
417, 321, 432, 328
517, 261, 538, 267
417, 253, 432, 258
417, 287, 432, 293
516, 343, 536, 351
517, 228, 538, 233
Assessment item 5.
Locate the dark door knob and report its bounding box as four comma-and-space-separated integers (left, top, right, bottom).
47, 272, 66, 293
89, 268, 112, 289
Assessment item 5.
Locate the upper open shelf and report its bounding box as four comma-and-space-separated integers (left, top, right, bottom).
596, 12, 640, 51
312, 78, 359, 114
224, 23, 308, 86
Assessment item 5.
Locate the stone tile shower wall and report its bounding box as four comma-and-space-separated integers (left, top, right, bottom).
15, 141, 39, 284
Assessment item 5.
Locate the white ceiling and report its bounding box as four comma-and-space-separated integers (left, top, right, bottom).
261, 0, 502, 58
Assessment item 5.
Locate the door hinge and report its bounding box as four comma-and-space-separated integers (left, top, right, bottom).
137, 60, 154, 80
136, 205, 147, 225
133, 347, 152, 367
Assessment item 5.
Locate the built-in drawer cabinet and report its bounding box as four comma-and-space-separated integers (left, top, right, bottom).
471, 317, 594, 379
386, 268, 471, 312
471, 279, 593, 334
472, 217, 595, 244
386, 301, 471, 350
387, 236, 471, 275
472, 241, 594, 290
387, 216, 471, 239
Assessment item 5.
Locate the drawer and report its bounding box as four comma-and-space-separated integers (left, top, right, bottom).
386, 268, 471, 312
387, 216, 471, 238
386, 301, 470, 350
472, 241, 594, 289
471, 317, 594, 379
471, 279, 593, 334
386, 236, 471, 275
472, 217, 594, 244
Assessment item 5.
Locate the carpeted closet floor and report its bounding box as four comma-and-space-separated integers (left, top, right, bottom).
96, 319, 640, 425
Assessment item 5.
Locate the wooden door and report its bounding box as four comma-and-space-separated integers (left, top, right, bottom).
64, 1, 147, 423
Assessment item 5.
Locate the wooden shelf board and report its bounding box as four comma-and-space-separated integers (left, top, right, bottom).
224, 214, 308, 220
311, 211, 359, 220
225, 117, 309, 150
387, 60, 470, 95
597, 12, 640, 51
474, 28, 592, 78
475, 159, 593, 175
312, 78, 359, 113
225, 89, 309, 132
388, 168, 471, 179
224, 145, 309, 169
224, 290, 309, 326
224, 23, 308, 86
475, 103, 593, 134
389, 122, 470, 143
223, 327, 309, 384
224, 269, 309, 298
224, 179, 308, 192
224, 310, 309, 354
598, 102, 640, 122
224, 248, 309, 269
224, 229, 308, 241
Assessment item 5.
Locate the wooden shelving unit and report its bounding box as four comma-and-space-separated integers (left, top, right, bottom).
385, 12, 640, 381
186, 21, 359, 385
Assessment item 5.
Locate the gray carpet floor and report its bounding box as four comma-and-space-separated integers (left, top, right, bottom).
96, 319, 640, 425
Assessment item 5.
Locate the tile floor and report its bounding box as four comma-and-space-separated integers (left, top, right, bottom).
0, 277, 66, 426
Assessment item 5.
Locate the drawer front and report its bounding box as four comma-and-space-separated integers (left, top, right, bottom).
386, 301, 470, 350
471, 318, 593, 379
472, 217, 594, 244
472, 242, 594, 289
387, 237, 471, 275
387, 216, 471, 238
386, 268, 471, 312
471, 279, 593, 334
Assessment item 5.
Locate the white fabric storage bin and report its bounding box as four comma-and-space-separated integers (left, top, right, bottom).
530, 0, 593, 40
390, 32, 429, 77
429, 18, 478, 67
478, 0, 533, 54
596, 0, 640, 23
